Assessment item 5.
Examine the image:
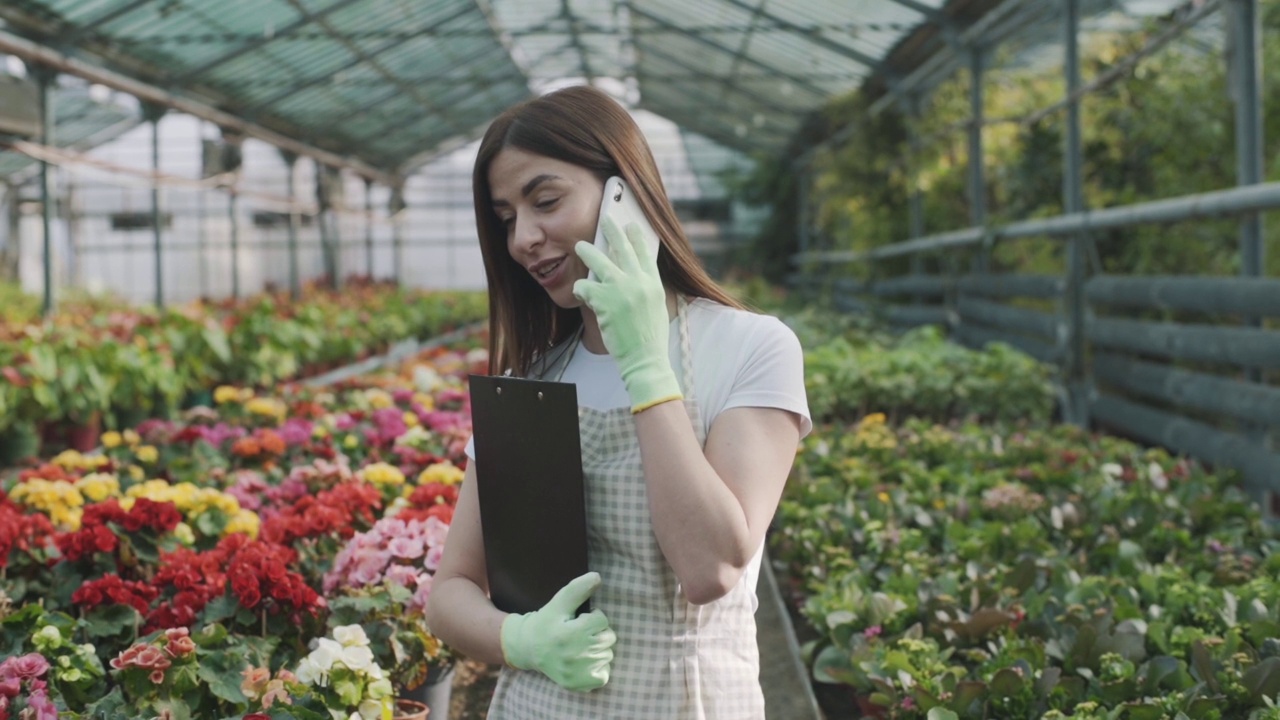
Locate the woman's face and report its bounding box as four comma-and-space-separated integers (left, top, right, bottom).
488, 146, 604, 309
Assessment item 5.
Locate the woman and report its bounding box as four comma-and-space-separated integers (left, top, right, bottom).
425, 84, 811, 719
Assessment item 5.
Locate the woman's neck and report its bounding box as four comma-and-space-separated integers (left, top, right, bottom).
578, 289, 679, 356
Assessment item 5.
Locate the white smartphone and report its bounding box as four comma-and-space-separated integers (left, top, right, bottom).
588, 176, 660, 282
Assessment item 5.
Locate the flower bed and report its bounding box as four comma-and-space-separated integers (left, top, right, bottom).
0, 330, 488, 719
0, 279, 486, 461
774, 414, 1280, 719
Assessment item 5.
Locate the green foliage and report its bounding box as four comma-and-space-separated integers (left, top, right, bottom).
775, 413, 1280, 718
736, 3, 1280, 280
802, 323, 1057, 425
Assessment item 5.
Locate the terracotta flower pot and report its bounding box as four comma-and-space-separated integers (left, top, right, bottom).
392, 699, 429, 720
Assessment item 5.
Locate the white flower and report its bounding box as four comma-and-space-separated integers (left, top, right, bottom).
1148, 462, 1168, 491
357, 700, 385, 720
339, 645, 376, 673
296, 656, 326, 686
1101, 463, 1123, 480
333, 624, 370, 648
308, 638, 342, 673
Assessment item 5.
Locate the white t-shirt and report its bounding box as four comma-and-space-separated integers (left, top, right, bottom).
463, 298, 812, 607
465, 298, 811, 456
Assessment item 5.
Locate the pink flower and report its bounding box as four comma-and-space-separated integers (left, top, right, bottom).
164, 627, 196, 657
863, 626, 882, 639
384, 564, 419, 588
26, 686, 57, 720
424, 545, 444, 572
387, 536, 424, 560
0, 676, 20, 698
409, 575, 434, 613
0, 654, 49, 681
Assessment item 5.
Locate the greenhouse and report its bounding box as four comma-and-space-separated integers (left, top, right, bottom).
0, 0, 1277, 718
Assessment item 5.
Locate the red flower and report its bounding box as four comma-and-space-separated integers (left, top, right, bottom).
73, 574, 159, 614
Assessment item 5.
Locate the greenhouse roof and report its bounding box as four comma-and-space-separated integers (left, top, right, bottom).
0, 0, 1191, 181
0, 80, 140, 181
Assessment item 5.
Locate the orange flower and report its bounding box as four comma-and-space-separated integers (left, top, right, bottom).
258, 430, 286, 456
231, 437, 262, 457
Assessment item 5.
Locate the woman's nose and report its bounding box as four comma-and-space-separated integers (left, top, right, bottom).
510, 214, 545, 256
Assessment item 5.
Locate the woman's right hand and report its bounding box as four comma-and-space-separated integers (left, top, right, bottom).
499, 571, 616, 692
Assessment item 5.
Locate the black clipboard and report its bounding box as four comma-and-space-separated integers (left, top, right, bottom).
468, 374, 590, 616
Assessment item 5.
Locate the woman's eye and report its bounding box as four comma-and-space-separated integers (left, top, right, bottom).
535, 198, 558, 211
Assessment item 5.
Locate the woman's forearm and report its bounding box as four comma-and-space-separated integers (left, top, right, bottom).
426, 575, 509, 666
633, 401, 754, 604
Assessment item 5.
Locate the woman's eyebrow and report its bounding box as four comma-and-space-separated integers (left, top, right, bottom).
493, 174, 561, 207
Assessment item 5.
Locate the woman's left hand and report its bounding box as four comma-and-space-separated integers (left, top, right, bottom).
573, 218, 682, 413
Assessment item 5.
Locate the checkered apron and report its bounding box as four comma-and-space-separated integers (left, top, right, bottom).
487, 298, 765, 719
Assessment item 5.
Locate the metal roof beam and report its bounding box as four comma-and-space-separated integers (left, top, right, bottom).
715, 0, 886, 69
170, 0, 369, 84
883, 0, 965, 49
625, 5, 830, 98
235, 3, 478, 116
0, 28, 397, 184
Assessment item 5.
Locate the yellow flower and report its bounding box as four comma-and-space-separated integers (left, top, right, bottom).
214, 385, 242, 404
933, 499, 946, 510
413, 393, 436, 411
360, 462, 406, 486
127, 465, 145, 481
403, 412, 420, 428
11, 479, 85, 529
223, 509, 261, 539
365, 389, 395, 410
64, 507, 83, 531
418, 462, 464, 486
122, 430, 141, 447
100, 432, 123, 449
119, 497, 136, 511
343, 434, 359, 450
75, 473, 121, 503
877, 491, 891, 504
135, 446, 159, 464
245, 397, 287, 421
312, 425, 330, 439
862, 413, 887, 427
51, 450, 85, 470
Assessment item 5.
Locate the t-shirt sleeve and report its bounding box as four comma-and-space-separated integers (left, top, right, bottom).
722, 317, 812, 438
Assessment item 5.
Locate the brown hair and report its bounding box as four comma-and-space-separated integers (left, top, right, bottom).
473, 85, 745, 377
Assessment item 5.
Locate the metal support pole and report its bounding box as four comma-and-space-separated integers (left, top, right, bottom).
968, 48, 988, 273
1230, 0, 1264, 281
196, 184, 207, 300
906, 95, 925, 243
390, 182, 405, 286
143, 102, 166, 309
1064, 0, 1089, 427
364, 177, 374, 278
228, 189, 241, 299
281, 149, 300, 300
1228, 0, 1268, 506
35, 65, 56, 318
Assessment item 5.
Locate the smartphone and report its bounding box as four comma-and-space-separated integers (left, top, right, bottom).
588, 176, 661, 282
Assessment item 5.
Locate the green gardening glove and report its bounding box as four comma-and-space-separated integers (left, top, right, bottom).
500, 571, 617, 692
573, 217, 683, 414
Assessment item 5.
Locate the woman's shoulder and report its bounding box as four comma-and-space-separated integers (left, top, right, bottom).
686, 297, 799, 346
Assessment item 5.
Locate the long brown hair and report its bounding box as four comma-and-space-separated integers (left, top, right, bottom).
473, 85, 745, 377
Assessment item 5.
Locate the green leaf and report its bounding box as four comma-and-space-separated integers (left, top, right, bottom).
812, 644, 858, 685
84, 604, 138, 638
1241, 657, 1280, 702
196, 651, 249, 704
990, 667, 1025, 698
1189, 641, 1220, 693
199, 594, 239, 624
